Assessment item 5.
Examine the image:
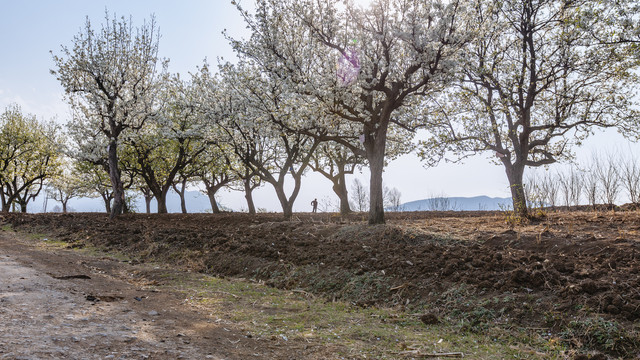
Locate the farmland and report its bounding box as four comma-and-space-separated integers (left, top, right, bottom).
2, 210, 639, 358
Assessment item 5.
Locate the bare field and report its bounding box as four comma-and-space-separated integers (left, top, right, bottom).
2, 210, 640, 359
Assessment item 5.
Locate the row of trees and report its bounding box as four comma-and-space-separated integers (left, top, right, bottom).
226, 0, 640, 223
526, 152, 640, 209
14, 1, 637, 223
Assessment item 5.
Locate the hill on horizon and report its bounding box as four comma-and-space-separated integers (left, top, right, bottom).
398, 196, 512, 211
32, 190, 214, 214
29, 191, 512, 214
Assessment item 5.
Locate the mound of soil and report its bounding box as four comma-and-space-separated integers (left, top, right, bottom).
4, 210, 640, 357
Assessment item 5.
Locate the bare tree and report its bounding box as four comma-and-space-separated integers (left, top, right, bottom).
558, 168, 582, 208
525, 173, 543, 209
350, 179, 369, 212
540, 172, 560, 209
596, 152, 621, 206
620, 152, 640, 204
387, 188, 402, 212
426, 192, 458, 211
583, 164, 600, 210
569, 168, 583, 207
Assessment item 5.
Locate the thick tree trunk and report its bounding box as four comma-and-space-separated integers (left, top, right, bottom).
244, 179, 256, 215
156, 191, 168, 214
108, 140, 125, 218
505, 163, 528, 218
365, 123, 388, 225
144, 195, 152, 214
368, 153, 385, 224
19, 202, 27, 213
62, 201, 68, 213
0, 191, 7, 213
274, 185, 293, 220
332, 175, 351, 215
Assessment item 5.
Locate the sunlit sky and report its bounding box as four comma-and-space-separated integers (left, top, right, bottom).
0, 1, 637, 212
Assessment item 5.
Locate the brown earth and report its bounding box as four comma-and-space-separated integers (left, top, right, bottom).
0, 223, 334, 359
3, 210, 640, 358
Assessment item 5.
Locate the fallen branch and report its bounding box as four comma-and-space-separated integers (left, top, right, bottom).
390, 283, 409, 291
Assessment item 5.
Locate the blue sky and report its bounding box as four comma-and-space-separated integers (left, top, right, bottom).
0, 1, 637, 212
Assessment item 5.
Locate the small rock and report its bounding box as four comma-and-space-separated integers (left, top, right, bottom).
148, 310, 159, 316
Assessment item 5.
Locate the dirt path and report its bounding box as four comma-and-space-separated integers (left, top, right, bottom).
0, 231, 292, 360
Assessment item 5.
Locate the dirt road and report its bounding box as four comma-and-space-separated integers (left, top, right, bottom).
0, 231, 291, 360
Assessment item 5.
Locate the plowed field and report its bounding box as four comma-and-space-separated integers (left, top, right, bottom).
4, 210, 640, 358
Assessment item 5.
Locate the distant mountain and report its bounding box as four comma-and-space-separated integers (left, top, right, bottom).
397, 196, 512, 212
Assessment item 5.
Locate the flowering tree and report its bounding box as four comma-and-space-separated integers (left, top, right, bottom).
214, 63, 321, 219
47, 159, 91, 213
121, 75, 208, 213
0, 105, 62, 212
192, 143, 235, 214
310, 142, 364, 215
52, 11, 166, 217
420, 0, 640, 217
231, 0, 469, 224
73, 161, 114, 213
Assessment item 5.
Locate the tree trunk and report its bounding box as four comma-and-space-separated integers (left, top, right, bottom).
365, 122, 388, 225
274, 185, 293, 220
243, 178, 256, 215
368, 153, 385, 224
332, 174, 351, 215
62, 201, 68, 213
174, 180, 188, 214
19, 202, 27, 213
206, 188, 220, 213
505, 163, 528, 218
102, 193, 112, 214
122, 195, 130, 213
179, 193, 187, 214
156, 191, 168, 214
0, 191, 8, 213
108, 140, 125, 218
144, 195, 152, 214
